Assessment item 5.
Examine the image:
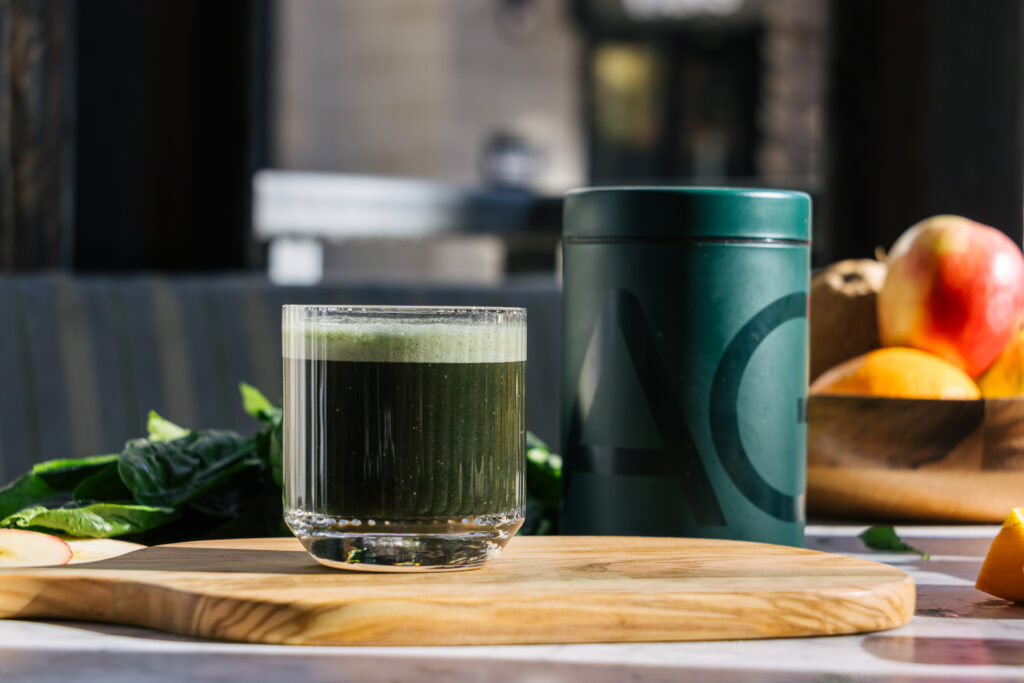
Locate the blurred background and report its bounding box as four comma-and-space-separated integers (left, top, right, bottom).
0, 0, 1022, 470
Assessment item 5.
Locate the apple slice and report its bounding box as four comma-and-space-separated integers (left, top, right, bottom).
0, 529, 73, 567
64, 538, 145, 564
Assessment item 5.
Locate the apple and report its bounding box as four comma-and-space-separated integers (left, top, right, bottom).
0, 529, 73, 567
65, 538, 145, 564
877, 215, 1024, 377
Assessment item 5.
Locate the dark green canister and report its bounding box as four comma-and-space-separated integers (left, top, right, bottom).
560, 187, 811, 546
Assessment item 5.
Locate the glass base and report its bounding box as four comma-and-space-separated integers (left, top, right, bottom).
285, 509, 523, 572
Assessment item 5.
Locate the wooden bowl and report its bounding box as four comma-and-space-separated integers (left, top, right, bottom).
807, 395, 1024, 522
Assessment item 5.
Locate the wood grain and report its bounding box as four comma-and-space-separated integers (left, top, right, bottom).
0, 0, 74, 269
0, 536, 913, 646
808, 395, 1024, 521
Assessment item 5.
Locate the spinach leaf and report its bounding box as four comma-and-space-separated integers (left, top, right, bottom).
118, 430, 261, 508
147, 411, 190, 442
187, 473, 256, 520
0, 474, 57, 521
240, 383, 282, 427
0, 385, 289, 542
241, 383, 283, 487
859, 525, 930, 560
31, 454, 120, 490
270, 428, 282, 488
0, 454, 120, 519
521, 432, 562, 535
526, 433, 562, 502
184, 464, 284, 539
73, 462, 133, 503
2, 503, 176, 538
256, 426, 283, 488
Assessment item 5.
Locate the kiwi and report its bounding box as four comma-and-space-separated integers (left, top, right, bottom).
810, 259, 888, 381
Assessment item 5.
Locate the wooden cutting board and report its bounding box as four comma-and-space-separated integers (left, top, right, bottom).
0, 536, 914, 646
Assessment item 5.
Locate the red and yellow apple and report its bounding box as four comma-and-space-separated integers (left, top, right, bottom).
877, 215, 1024, 378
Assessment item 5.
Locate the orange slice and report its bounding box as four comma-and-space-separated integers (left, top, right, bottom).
809, 347, 980, 399
976, 507, 1024, 602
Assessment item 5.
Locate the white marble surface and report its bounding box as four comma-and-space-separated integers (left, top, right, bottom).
3, 524, 1024, 682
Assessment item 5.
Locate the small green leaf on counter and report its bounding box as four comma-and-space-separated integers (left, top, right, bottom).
859, 525, 930, 560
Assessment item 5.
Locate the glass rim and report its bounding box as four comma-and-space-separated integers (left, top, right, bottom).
282, 304, 526, 362
282, 304, 526, 315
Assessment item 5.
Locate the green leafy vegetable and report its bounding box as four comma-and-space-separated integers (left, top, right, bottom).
118, 431, 260, 508
241, 383, 284, 488
147, 411, 190, 442
0, 474, 59, 521
270, 430, 283, 488
29, 454, 121, 490
859, 525, 930, 560
0, 384, 284, 541
240, 382, 282, 426
242, 383, 284, 488
521, 432, 562, 535
73, 462, 133, 503
0, 454, 120, 519
2, 503, 176, 538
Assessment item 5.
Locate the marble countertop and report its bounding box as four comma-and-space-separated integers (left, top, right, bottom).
3, 524, 1022, 682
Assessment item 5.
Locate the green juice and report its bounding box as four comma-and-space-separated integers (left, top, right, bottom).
282, 312, 526, 570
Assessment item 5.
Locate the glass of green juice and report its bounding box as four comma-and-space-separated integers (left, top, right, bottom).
282, 305, 526, 571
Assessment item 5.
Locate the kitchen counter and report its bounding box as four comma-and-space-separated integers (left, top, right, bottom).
2, 524, 1021, 682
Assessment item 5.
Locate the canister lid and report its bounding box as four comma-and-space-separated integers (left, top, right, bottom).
563, 187, 811, 242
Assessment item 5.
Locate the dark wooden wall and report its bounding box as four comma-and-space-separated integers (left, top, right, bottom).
0, 0, 270, 272
74, 0, 270, 271
0, 0, 75, 270
823, 0, 1024, 261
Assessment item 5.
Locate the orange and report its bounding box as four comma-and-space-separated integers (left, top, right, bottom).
976, 507, 1024, 602
809, 347, 980, 399
978, 330, 1024, 397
